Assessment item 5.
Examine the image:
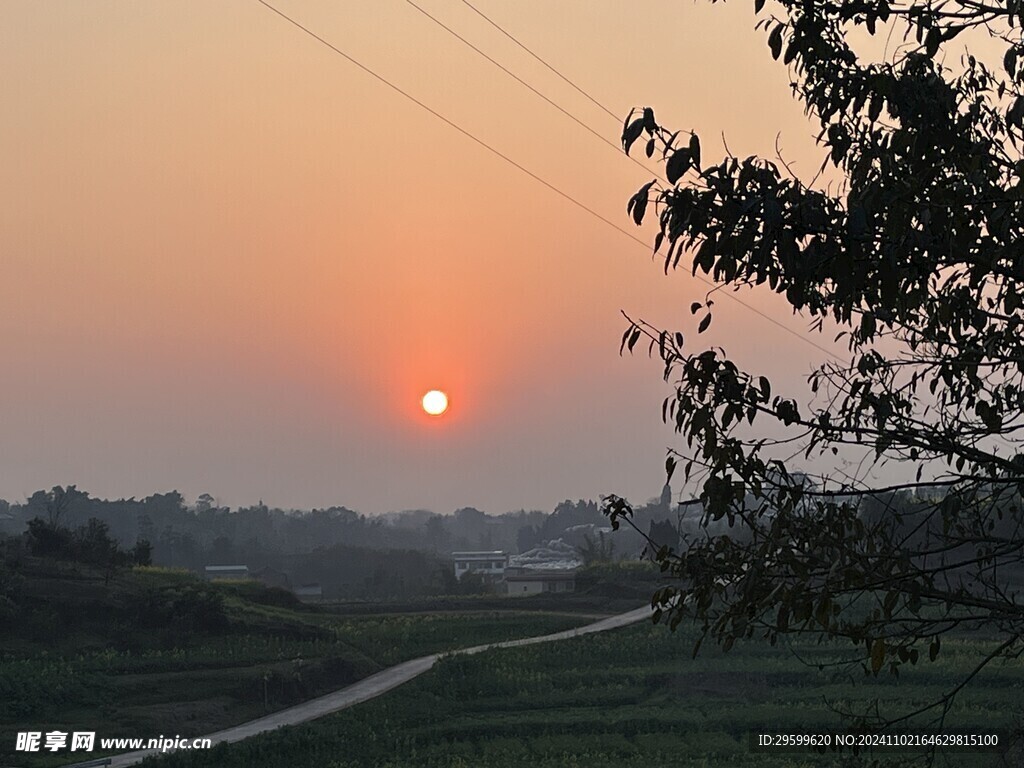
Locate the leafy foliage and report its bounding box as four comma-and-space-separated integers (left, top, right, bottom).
608, 0, 1024, 734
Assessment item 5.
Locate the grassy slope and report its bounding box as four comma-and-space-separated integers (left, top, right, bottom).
0, 560, 590, 768
142, 621, 1023, 768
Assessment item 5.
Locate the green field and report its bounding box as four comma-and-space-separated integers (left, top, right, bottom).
7, 559, 1021, 767
0, 561, 590, 768
141, 620, 1023, 768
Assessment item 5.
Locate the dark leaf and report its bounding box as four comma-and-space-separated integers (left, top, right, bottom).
768, 24, 784, 60
666, 148, 692, 185
1009, 97, 1024, 129
622, 118, 645, 155
625, 189, 647, 228
628, 180, 656, 226
1005, 46, 1018, 79
627, 326, 642, 352
619, 326, 634, 355
688, 133, 701, 170
783, 39, 798, 65
642, 107, 657, 134
868, 94, 883, 122
870, 638, 886, 674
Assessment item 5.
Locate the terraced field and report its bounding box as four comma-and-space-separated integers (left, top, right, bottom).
143, 619, 1023, 767
0, 562, 589, 768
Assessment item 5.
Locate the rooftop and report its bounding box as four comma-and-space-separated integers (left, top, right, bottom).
452, 551, 506, 559
505, 570, 577, 582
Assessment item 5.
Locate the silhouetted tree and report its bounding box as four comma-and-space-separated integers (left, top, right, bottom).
195, 493, 216, 513
132, 539, 153, 567
25, 518, 73, 558
607, 0, 1024, 735
578, 531, 616, 566
27, 485, 87, 527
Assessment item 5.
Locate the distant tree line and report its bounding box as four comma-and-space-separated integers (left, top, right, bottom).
0, 485, 682, 601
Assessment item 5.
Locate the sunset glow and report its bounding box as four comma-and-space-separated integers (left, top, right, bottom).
0, 1, 829, 514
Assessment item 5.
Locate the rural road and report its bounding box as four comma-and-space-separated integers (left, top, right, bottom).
99, 606, 653, 767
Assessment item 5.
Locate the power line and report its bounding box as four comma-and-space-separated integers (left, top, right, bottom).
403, 0, 664, 182
253, 0, 841, 362
459, 0, 621, 122
252, 1, 624, 233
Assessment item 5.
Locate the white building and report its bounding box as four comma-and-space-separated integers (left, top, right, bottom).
505, 569, 576, 596
204, 565, 249, 581
452, 551, 508, 581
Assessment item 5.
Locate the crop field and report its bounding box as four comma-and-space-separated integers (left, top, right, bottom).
0, 564, 589, 768
144, 620, 1023, 768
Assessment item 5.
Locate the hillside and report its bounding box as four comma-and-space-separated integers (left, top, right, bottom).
0, 554, 588, 768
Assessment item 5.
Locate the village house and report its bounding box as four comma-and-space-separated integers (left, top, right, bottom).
203, 564, 249, 581
452, 551, 508, 581
504, 568, 577, 596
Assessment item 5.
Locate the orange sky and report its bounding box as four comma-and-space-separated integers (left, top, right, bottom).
0, 1, 836, 514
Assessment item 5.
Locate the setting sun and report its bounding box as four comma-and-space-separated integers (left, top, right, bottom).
421, 390, 449, 416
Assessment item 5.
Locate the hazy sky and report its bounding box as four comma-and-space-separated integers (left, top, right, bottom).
1, 1, 835, 515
